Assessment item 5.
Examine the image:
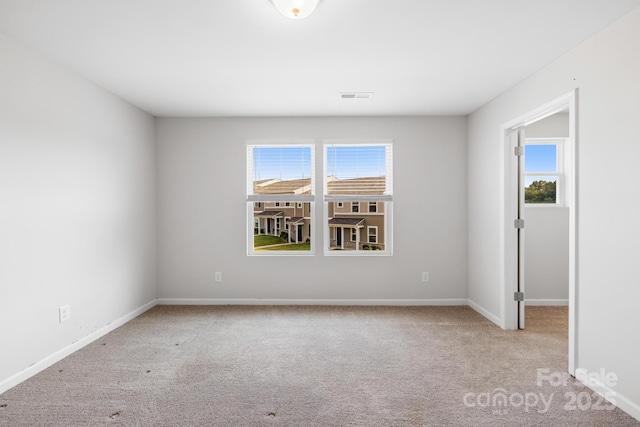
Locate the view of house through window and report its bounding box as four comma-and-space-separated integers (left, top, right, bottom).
524, 140, 563, 204
247, 144, 314, 253
247, 141, 393, 255
324, 143, 393, 253
254, 202, 312, 251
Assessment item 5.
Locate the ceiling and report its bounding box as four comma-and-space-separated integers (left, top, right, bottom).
0, 0, 638, 117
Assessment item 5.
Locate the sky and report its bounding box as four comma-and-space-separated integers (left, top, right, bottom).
525, 144, 556, 172
524, 144, 556, 187
326, 145, 386, 180
252, 145, 387, 181
252, 146, 312, 181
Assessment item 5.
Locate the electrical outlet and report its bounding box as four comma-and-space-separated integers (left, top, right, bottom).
215, 272, 222, 283
59, 305, 71, 323
421, 272, 430, 283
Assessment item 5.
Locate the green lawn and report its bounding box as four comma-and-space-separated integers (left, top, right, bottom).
254, 234, 310, 251
254, 234, 286, 247
255, 243, 311, 251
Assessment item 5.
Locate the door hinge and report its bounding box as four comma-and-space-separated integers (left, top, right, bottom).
514, 219, 525, 229
514, 292, 524, 302
514, 146, 524, 156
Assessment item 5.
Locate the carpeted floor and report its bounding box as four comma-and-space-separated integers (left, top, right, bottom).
0, 305, 638, 426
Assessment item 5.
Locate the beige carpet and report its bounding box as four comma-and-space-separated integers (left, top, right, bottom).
0, 305, 638, 426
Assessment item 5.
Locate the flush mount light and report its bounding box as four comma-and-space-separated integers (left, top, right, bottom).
271, 0, 320, 19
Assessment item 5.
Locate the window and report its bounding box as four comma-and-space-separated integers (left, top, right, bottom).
323, 141, 393, 255
524, 139, 564, 205
247, 143, 314, 254
368, 226, 378, 243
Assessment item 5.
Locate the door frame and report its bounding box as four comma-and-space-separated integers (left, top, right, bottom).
500, 89, 578, 375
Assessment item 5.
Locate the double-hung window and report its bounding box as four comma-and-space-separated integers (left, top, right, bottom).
323, 141, 393, 255
247, 142, 314, 254
524, 139, 565, 205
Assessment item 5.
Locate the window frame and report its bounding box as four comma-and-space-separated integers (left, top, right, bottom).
524, 138, 566, 207
322, 140, 393, 256
246, 141, 315, 256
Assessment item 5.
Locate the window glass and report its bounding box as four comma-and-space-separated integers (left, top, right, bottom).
247, 144, 314, 254
323, 142, 392, 254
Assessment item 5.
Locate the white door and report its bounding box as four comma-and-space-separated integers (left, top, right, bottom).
509, 126, 526, 329
516, 127, 526, 329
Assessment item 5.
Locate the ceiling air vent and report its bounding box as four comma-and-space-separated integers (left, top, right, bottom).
340, 92, 372, 99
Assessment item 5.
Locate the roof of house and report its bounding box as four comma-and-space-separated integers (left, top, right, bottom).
328, 218, 365, 227
255, 210, 283, 217
287, 217, 305, 224
253, 178, 311, 195
253, 176, 386, 196
326, 177, 386, 195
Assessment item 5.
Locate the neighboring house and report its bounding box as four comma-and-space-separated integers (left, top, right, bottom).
254, 202, 312, 243
253, 177, 312, 243
328, 200, 385, 251
253, 177, 386, 251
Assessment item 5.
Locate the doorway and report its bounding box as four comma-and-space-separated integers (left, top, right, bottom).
501, 90, 577, 375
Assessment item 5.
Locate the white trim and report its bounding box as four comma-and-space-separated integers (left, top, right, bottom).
580, 376, 640, 423
525, 299, 569, 306
0, 300, 157, 395
467, 298, 502, 327
351, 201, 359, 212
499, 89, 577, 375
157, 298, 468, 306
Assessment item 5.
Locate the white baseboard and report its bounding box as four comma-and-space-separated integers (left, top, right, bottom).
0, 300, 157, 395
525, 299, 569, 306
156, 298, 469, 306
578, 372, 640, 422
467, 298, 502, 327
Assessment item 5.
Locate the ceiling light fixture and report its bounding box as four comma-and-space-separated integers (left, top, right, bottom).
271, 0, 320, 20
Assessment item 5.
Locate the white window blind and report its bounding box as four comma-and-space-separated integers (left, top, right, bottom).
323, 142, 393, 202
247, 143, 315, 202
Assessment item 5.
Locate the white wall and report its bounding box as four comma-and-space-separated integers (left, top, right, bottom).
524, 113, 569, 303
0, 34, 157, 388
468, 6, 640, 417
157, 116, 467, 302
523, 207, 569, 301
524, 112, 569, 139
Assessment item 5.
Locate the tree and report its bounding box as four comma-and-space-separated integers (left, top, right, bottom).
525, 180, 556, 203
